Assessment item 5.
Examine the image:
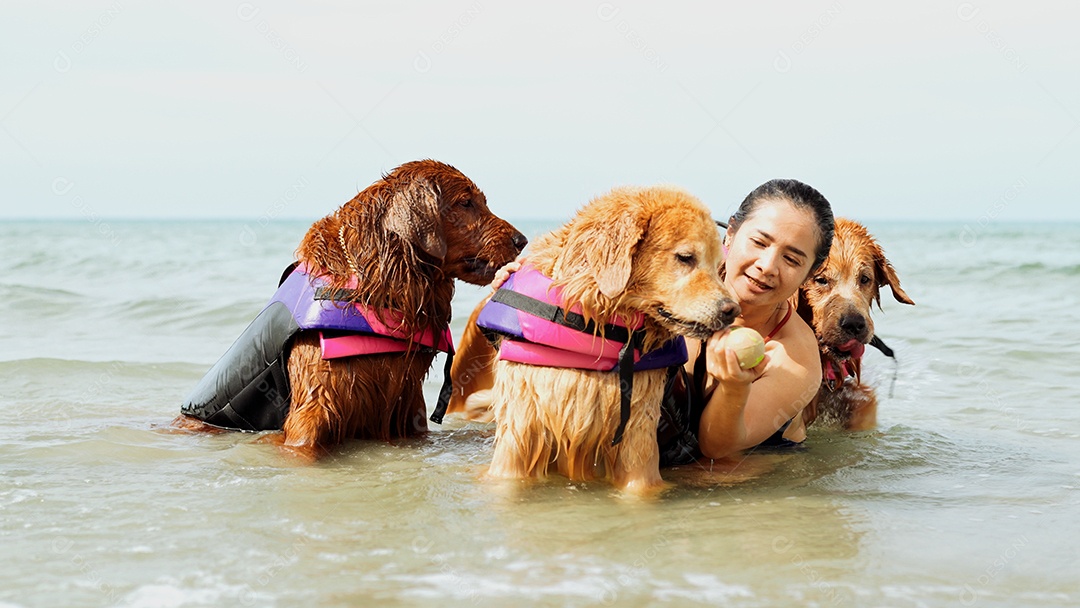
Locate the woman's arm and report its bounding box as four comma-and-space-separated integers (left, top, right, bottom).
694, 321, 821, 459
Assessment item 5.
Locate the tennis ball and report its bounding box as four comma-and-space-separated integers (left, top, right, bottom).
722, 327, 765, 369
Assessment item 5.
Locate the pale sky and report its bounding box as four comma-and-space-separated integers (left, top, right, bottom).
2, 1, 1078, 223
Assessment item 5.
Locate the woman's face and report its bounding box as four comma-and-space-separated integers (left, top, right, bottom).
724, 198, 819, 309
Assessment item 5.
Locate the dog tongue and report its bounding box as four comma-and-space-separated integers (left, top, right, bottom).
839, 339, 865, 358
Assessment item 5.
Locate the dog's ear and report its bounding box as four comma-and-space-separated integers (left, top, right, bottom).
383, 178, 447, 259
873, 252, 915, 307
580, 210, 649, 299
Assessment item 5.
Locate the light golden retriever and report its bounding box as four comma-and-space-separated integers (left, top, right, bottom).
798, 217, 914, 430
477, 186, 738, 494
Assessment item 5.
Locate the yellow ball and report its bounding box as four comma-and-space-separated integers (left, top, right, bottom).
722, 327, 765, 369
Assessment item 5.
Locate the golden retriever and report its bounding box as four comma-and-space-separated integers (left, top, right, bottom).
797, 217, 914, 430
478, 186, 738, 494
175, 160, 526, 458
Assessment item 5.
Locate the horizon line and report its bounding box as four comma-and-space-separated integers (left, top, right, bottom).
3, 216, 1078, 225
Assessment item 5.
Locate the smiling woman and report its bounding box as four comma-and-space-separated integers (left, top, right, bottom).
659, 179, 835, 464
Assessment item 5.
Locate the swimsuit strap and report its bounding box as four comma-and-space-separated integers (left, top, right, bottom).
659, 303, 801, 461
764, 302, 793, 342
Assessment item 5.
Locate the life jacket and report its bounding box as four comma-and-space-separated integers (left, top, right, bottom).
181, 263, 454, 431
429, 264, 687, 445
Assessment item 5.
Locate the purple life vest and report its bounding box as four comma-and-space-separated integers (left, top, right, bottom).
273, 264, 454, 359
463, 264, 687, 445
476, 265, 686, 371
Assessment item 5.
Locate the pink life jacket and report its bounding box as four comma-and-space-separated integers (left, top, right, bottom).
451, 264, 688, 445
483, 265, 643, 369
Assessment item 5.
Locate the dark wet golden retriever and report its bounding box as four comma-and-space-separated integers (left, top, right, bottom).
174, 160, 526, 458
798, 217, 914, 430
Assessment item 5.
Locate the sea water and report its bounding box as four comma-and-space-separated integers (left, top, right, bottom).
0, 219, 1077, 607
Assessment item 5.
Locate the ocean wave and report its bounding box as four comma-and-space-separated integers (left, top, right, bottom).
1018, 261, 1080, 275
0, 358, 205, 430
918, 260, 1080, 282
0, 357, 202, 375
122, 296, 262, 329
0, 283, 85, 306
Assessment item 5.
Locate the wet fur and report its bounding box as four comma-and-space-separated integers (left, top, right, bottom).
175, 160, 524, 456
444, 297, 499, 423
798, 218, 914, 430
485, 186, 737, 494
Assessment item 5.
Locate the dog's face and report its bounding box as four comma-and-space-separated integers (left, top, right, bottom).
556, 186, 738, 340
382, 160, 526, 285
800, 218, 914, 359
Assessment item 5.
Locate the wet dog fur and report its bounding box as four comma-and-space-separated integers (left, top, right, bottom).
173, 160, 526, 457
797, 217, 914, 430
482, 186, 738, 494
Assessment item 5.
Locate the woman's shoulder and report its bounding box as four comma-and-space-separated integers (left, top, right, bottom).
772, 307, 821, 372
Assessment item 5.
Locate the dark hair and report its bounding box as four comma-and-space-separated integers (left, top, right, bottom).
729, 178, 834, 273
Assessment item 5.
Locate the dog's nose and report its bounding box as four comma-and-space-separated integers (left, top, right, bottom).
511, 231, 528, 252
839, 313, 867, 338
718, 299, 740, 327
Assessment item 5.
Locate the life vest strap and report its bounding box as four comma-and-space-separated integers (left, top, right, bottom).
313, 287, 361, 301
490, 287, 637, 345
611, 337, 635, 446
482, 284, 646, 446
429, 352, 455, 425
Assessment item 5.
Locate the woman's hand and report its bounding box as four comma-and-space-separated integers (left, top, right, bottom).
696, 329, 773, 459
489, 260, 522, 290
704, 329, 770, 388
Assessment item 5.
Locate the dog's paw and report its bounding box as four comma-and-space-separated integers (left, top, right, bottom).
617, 475, 671, 498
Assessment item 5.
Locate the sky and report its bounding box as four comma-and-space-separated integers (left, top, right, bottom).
2, 1, 1078, 223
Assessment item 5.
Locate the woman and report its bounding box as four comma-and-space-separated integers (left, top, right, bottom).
659, 178, 833, 465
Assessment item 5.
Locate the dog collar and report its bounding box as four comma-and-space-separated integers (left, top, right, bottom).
822, 340, 865, 391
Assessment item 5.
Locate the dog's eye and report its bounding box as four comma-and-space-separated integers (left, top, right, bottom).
814, 276, 829, 286
859, 274, 872, 286
675, 252, 695, 265
459, 198, 474, 209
